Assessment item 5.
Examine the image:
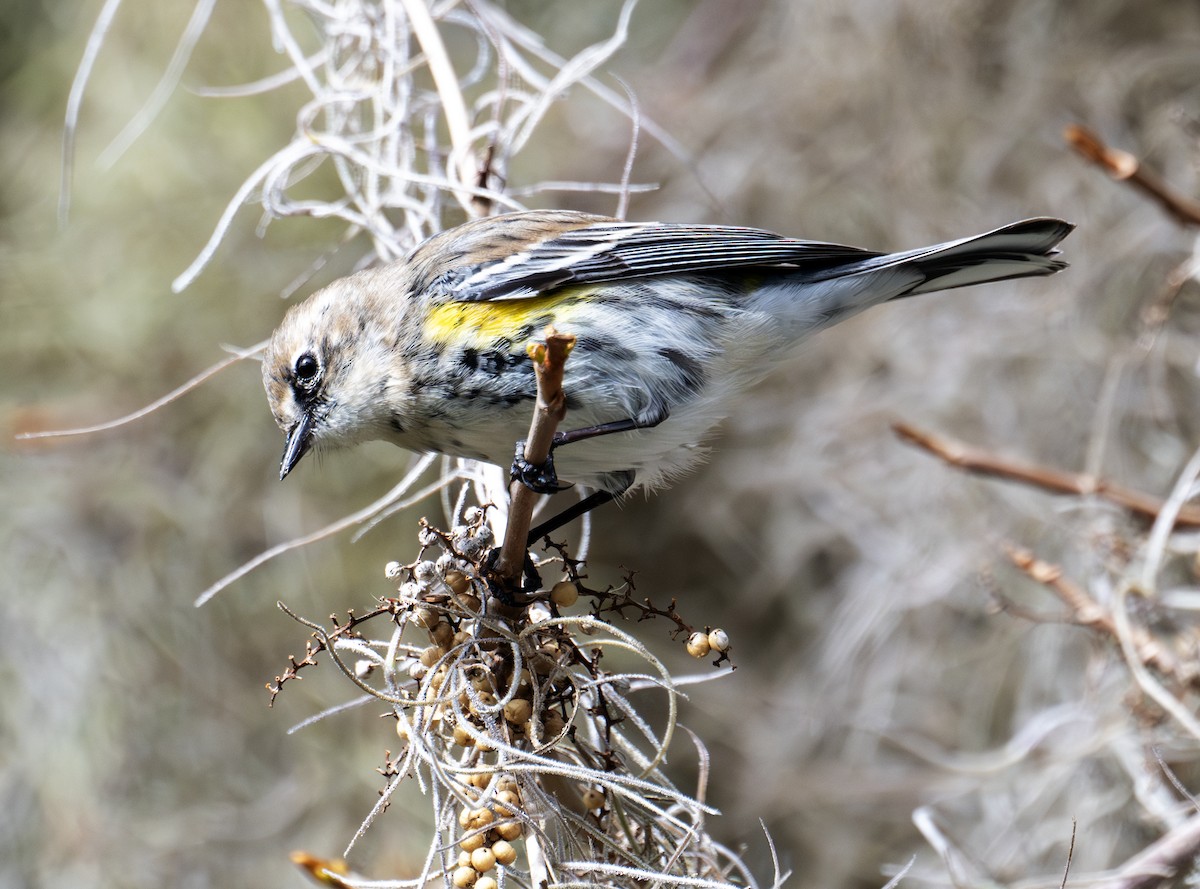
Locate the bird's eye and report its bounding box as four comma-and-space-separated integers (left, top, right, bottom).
294, 353, 320, 388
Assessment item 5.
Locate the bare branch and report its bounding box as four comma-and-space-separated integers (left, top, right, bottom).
1003, 545, 1193, 688
494, 327, 575, 588
893, 420, 1200, 528
1065, 124, 1200, 227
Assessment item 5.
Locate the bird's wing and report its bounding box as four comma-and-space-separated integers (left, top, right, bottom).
432, 212, 881, 302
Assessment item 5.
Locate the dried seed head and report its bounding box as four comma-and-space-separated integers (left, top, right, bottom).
413, 606, 440, 628
470, 671, 496, 692
707, 628, 730, 652
431, 621, 455, 648
459, 831, 486, 852
550, 580, 578, 607
444, 569, 471, 595
470, 847, 496, 873
542, 710, 567, 736
503, 698, 532, 724
491, 839, 517, 866
686, 632, 711, 658
530, 648, 560, 675
419, 645, 443, 668
468, 692, 497, 717
428, 666, 449, 692
495, 820, 523, 841
494, 788, 521, 818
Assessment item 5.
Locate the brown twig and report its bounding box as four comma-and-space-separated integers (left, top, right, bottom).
1135, 259, 1194, 357
1064, 124, 1200, 227
1060, 818, 1076, 889
1003, 545, 1194, 690
494, 328, 576, 590
471, 142, 498, 218
1004, 545, 1118, 635
267, 602, 393, 704
892, 421, 1200, 528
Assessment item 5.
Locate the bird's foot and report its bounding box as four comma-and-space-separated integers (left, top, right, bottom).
510, 438, 573, 494
482, 547, 543, 606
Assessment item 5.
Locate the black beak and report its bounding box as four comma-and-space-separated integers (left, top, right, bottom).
279, 412, 315, 480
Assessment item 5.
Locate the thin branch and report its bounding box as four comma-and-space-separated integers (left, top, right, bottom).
1152, 746, 1200, 814
892, 420, 1200, 528
59, 0, 125, 227
399, 0, 476, 209
1110, 577, 1200, 741
194, 453, 438, 606
14, 343, 263, 441
97, 0, 216, 169
1139, 441, 1200, 591
1003, 545, 1193, 688
495, 327, 576, 588
613, 73, 640, 221
1060, 819, 1076, 889
1064, 124, 1200, 227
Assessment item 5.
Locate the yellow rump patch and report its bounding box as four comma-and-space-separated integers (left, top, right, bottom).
424, 290, 589, 349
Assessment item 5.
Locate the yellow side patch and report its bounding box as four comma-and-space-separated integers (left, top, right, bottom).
424, 289, 589, 349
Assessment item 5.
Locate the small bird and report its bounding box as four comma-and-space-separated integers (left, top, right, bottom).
263, 210, 1071, 507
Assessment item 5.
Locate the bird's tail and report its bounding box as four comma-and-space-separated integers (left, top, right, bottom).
831, 217, 1074, 296
751, 217, 1073, 341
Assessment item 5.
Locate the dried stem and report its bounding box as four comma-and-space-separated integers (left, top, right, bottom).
495, 327, 577, 588
1002, 545, 1193, 689
1064, 124, 1200, 227
892, 420, 1200, 528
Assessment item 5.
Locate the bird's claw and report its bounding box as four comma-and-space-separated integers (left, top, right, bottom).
482, 547, 543, 606
511, 439, 573, 494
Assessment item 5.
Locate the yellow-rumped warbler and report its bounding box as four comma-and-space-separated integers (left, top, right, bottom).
263, 209, 1071, 501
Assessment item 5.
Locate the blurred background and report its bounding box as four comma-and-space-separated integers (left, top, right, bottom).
5, 0, 1200, 886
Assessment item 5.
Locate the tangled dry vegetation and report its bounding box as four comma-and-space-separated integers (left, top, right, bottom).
273, 502, 747, 889
59, 2, 766, 887
872, 128, 1200, 888
264, 322, 750, 889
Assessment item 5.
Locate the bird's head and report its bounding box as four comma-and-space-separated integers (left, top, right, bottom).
262, 274, 408, 480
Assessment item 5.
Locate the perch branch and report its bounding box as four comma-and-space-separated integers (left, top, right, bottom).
494, 328, 576, 589
892, 421, 1200, 528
